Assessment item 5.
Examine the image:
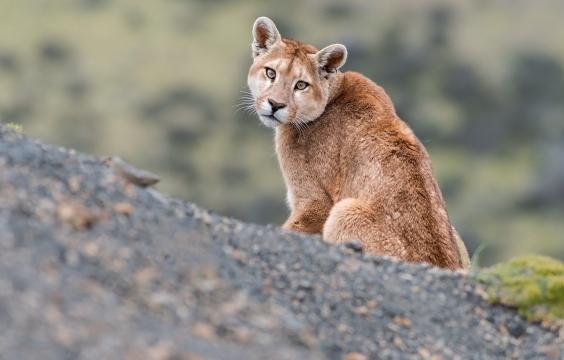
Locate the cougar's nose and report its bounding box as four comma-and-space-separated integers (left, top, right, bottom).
268, 98, 286, 113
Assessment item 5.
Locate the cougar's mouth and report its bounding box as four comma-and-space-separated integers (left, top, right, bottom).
263, 114, 280, 122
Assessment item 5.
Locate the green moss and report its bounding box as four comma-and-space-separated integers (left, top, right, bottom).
5, 123, 23, 132
475, 255, 564, 323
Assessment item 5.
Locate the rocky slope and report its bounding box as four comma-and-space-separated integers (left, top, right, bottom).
0, 125, 561, 359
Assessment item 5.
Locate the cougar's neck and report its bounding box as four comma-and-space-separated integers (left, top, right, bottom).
327, 72, 345, 106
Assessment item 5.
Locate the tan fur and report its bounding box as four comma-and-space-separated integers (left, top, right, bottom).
248, 17, 470, 270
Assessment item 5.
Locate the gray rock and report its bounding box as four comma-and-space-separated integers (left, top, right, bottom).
0, 124, 561, 359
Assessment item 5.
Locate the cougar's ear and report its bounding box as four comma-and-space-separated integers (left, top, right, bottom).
252, 17, 281, 58
315, 44, 347, 74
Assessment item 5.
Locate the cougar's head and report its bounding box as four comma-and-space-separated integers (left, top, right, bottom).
247, 17, 347, 128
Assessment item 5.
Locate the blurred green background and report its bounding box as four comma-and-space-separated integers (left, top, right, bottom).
1, 0, 563, 265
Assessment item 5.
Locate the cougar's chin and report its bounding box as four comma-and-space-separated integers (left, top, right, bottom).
258, 114, 282, 128
257, 107, 289, 128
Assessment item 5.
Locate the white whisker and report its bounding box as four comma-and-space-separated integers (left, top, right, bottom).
293, 113, 310, 136
234, 92, 258, 115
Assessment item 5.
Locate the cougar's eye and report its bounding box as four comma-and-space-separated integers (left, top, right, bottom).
295, 80, 309, 91
265, 67, 276, 80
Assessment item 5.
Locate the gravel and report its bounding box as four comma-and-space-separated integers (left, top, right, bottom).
0, 125, 562, 359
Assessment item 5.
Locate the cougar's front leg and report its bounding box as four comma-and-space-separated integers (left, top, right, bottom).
282, 197, 332, 234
